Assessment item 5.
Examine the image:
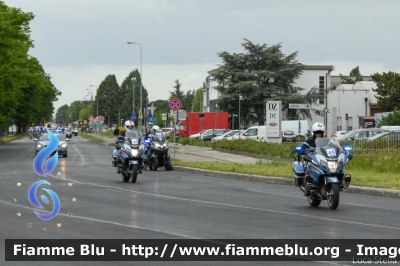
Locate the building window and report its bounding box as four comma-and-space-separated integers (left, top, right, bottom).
319, 76, 325, 104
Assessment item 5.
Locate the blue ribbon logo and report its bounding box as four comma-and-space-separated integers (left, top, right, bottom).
29, 130, 61, 221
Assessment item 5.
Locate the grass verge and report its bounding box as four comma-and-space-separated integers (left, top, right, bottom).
80, 132, 107, 143
0, 133, 26, 144
171, 153, 400, 190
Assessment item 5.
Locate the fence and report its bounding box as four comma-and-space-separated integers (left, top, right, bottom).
339, 137, 400, 153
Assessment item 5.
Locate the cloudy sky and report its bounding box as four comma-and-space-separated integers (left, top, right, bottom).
6, 0, 400, 114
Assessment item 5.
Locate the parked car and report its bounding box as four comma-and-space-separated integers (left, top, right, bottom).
200, 129, 231, 141
189, 129, 214, 139
211, 130, 241, 142
198, 129, 227, 140
162, 127, 173, 137
281, 130, 297, 142
34, 133, 69, 157
336, 128, 387, 141
368, 130, 400, 143
331, 131, 347, 140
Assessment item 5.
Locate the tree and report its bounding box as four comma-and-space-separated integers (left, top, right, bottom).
150, 99, 169, 114
119, 69, 148, 124
371, 71, 400, 111
340, 66, 363, 84
192, 84, 205, 112
213, 39, 323, 125
55, 104, 69, 126
0, 2, 60, 132
349, 66, 361, 77
183, 89, 196, 112
378, 108, 400, 127
169, 79, 185, 101
96, 74, 121, 126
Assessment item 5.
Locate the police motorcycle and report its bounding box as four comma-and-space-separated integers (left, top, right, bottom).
112, 122, 145, 183
148, 130, 172, 171
293, 138, 353, 209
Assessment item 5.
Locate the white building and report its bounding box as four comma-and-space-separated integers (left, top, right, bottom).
204, 65, 382, 136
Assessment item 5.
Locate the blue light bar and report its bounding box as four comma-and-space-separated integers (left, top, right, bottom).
344, 146, 353, 151
295, 146, 302, 151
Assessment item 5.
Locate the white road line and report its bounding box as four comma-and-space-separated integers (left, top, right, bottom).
24, 175, 400, 232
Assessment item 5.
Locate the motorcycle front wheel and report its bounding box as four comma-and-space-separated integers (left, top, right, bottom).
327, 184, 339, 210
153, 158, 159, 171
165, 158, 171, 171
122, 171, 130, 182
307, 195, 321, 207
131, 165, 138, 183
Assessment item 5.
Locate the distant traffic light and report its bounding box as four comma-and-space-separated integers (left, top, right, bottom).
345, 113, 348, 120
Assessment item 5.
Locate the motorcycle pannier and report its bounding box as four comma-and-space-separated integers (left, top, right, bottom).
292, 161, 304, 187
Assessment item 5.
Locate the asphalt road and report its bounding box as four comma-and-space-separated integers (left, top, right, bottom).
1, 136, 400, 266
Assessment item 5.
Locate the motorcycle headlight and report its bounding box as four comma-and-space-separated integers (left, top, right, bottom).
131, 149, 138, 157
163, 143, 167, 147
328, 162, 338, 173
320, 160, 328, 169
37, 144, 42, 148
154, 142, 161, 148
61, 143, 67, 148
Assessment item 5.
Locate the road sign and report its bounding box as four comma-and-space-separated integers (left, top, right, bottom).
162, 113, 167, 121
149, 117, 157, 122
169, 98, 182, 111
96, 123, 101, 127
206, 75, 210, 82
289, 103, 310, 109
138, 109, 143, 119
131, 114, 136, 121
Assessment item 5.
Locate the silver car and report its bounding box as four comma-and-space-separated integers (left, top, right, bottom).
34, 133, 70, 157
337, 128, 388, 141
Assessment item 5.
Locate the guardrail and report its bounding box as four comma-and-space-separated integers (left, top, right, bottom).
339, 137, 400, 152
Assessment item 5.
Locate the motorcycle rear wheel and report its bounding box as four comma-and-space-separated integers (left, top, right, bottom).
327, 184, 339, 210
131, 165, 138, 183
307, 195, 321, 207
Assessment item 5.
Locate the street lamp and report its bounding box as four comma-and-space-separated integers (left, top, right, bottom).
88, 85, 98, 117
131, 77, 135, 116
127, 41, 142, 127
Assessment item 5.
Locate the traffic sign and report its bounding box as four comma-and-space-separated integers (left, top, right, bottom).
131, 114, 137, 121
162, 113, 167, 121
96, 123, 101, 127
289, 103, 310, 109
206, 75, 210, 82
169, 98, 182, 111
149, 117, 157, 122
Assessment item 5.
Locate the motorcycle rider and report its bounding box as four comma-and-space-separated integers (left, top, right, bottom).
301, 122, 325, 196
145, 125, 161, 163
120, 120, 135, 137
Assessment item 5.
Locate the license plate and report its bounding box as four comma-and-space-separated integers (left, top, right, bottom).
130, 160, 138, 165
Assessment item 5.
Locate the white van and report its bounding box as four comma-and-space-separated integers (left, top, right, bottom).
281, 120, 309, 137
239, 126, 267, 141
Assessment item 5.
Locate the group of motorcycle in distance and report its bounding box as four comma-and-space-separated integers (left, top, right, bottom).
111, 128, 172, 184
111, 126, 354, 210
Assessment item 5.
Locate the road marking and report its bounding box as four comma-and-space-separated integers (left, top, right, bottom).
26, 174, 400, 232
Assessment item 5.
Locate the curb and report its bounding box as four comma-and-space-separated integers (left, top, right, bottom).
173, 166, 400, 199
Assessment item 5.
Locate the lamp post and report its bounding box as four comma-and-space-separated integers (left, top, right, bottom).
88, 85, 98, 117
238, 93, 242, 138
131, 78, 135, 116
127, 41, 142, 127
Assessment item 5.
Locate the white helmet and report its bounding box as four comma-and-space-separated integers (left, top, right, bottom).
152, 125, 160, 133
312, 122, 325, 135
124, 120, 135, 131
